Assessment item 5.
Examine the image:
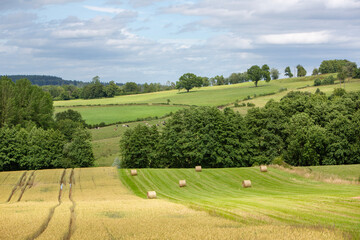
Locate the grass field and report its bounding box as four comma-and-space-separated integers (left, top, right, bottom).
54, 75, 334, 108
1, 167, 355, 239
119, 166, 360, 239
53, 76, 360, 125
90, 119, 166, 166
55, 105, 183, 125
296, 164, 360, 182
232, 78, 360, 115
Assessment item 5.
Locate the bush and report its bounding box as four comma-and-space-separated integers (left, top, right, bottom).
322, 75, 335, 85
314, 78, 321, 86
247, 102, 255, 107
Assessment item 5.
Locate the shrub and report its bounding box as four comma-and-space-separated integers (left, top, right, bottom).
247, 102, 255, 107
314, 78, 321, 86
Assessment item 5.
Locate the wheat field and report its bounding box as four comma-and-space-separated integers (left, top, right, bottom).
0, 167, 352, 239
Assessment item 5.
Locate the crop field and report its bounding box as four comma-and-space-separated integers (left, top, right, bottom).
119, 166, 360, 239
54, 75, 331, 108
54, 105, 183, 125
1, 167, 356, 239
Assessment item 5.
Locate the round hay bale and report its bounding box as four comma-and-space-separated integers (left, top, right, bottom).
147, 191, 157, 199
195, 166, 202, 172
260, 165, 268, 172
130, 169, 137, 176
179, 180, 186, 187
242, 180, 252, 188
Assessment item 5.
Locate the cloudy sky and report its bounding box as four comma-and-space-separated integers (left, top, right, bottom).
1, 0, 360, 83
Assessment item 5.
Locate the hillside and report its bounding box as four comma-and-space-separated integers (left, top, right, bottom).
119, 166, 360, 238
54, 75, 360, 125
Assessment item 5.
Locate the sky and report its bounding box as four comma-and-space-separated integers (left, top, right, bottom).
1, 0, 360, 84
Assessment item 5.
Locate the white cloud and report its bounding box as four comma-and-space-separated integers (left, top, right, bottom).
84, 5, 127, 14
259, 31, 332, 45
325, 0, 360, 9
207, 34, 253, 49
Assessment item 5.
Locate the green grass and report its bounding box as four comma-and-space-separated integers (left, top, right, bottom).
91, 119, 166, 166
298, 164, 360, 181
54, 105, 183, 125
232, 78, 360, 115
54, 75, 325, 107
119, 167, 360, 237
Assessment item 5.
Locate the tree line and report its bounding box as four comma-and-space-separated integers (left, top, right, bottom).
120, 89, 360, 168
3, 75, 85, 86
0, 77, 94, 171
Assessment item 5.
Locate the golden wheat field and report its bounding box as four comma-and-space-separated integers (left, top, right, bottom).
0, 167, 348, 239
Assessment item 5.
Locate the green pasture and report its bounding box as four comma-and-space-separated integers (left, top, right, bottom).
232, 78, 360, 115
119, 167, 360, 238
54, 105, 182, 125
54, 75, 326, 107
91, 119, 166, 166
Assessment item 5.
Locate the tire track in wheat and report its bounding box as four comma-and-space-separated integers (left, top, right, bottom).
7, 172, 27, 202
63, 168, 76, 240
26, 169, 67, 240
17, 171, 36, 202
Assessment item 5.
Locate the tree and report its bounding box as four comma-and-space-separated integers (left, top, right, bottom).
120, 125, 159, 168
247, 65, 262, 87
312, 68, 319, 76
261, 64, 271, 82
270, 68, 279, 80
201, 77, 210, 87
284, 66, 293, 78
176, 73, 202, 92
296, 65, 307, 77
319, 59, 351, 74
123, 82, 139, 93
104, 81, 118, 97
247, 65, 271, 87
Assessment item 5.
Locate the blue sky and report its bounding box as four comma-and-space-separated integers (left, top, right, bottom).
1, 0, 360, 83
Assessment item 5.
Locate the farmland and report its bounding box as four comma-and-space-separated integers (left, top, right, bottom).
0, 166, 357, 239
119, 166, 360, 239
54, 75, 360, 125
54, 105, 183, 125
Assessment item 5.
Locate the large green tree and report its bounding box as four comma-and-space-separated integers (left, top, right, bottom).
247, 65, 271, 87
176, 73, 202, 92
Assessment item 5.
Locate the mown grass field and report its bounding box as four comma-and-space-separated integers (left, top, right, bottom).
1, 167, 357, 239
54, 105, 183, 125
119, 166, 360, 239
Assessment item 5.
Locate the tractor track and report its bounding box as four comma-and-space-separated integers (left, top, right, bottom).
7, 172, 27, 202
63, 168, 76, 240
17, 171, 36, 202
26, 169, 67, 240
0, 173, 10, 185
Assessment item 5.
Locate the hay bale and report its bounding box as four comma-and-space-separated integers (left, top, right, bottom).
242, 180, 252, 188
179, 180, 186, 187
147, 191, 157, 199
195, 166, 202, 172
130, 169, 137, 176
260, 165, 268, 172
